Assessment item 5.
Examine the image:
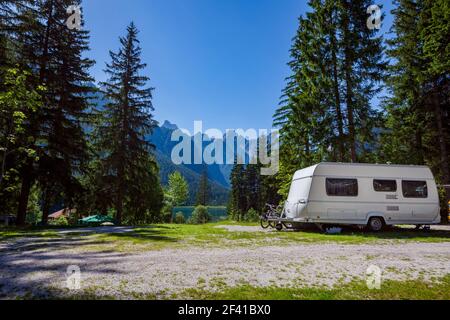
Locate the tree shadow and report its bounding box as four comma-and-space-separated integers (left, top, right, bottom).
104, 226, 178, 243
0, 225, 182, 299
0, 236, 132, 299
291, 224, 450, 240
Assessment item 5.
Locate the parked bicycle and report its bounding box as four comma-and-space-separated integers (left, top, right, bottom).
260, 204, 284, 230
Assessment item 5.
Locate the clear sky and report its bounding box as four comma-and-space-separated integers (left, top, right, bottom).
83, 0, 394, 132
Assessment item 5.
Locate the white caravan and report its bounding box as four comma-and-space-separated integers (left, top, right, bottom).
282, 163, 441, 231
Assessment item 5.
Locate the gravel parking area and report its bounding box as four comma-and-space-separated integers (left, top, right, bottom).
1, 230, 449, 299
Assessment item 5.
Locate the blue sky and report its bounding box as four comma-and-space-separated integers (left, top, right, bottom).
83, 0, 395, 132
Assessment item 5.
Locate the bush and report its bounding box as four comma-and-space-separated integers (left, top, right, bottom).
161, 205, 174, 223
245, 208, 260, 222
50, 216, 69, 227
174, 212, 186, 224
26, 211, 42, 226
189, 205, 211, 224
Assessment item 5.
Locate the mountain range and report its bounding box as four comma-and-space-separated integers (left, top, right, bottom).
149, 121, 232, 205
88, 87, 255, 205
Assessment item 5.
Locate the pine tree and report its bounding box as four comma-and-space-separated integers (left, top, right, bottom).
38, 0, 95, 224
229, 162, 247, 219
338, 0, 386, 162
196, 168, 210, 206
274, 1, 337, 198
97, 22, 161, 224
0, 0, 94, 225
245, 163, 261, 213
383, 0, 449, 187
274, 0, 386, 200
420, 0, 450, 184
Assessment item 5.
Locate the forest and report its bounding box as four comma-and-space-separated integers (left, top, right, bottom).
0, 0, 171, 225
1, 0, 449, 226
229, 0, 449, 221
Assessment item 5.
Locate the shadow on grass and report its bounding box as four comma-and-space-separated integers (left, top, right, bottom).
0, 237, 133, 299
291, 224, 450, 241
103, 226, 178, 243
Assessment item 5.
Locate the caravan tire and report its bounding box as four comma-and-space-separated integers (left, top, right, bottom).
368, 217, 384, 232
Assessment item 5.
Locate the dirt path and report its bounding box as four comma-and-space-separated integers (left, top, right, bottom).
1, 235, 449, 299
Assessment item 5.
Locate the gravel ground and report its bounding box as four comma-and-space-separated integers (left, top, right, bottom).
1, 229, 449, 299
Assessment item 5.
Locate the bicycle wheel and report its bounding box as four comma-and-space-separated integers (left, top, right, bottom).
260, 219, 270, 229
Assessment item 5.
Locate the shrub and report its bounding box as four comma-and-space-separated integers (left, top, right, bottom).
174, 212, 186, 224
50, 216, 69, 227
26, 211, 42, 226
246, 208, 260, 222
189, 205, 211, 224
160, 205, 174, 223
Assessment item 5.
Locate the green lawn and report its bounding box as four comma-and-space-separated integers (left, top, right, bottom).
2, 222, 449, 300
94, 221, 450, 251
1, 221, 450, 252
181, 275, 450, 300
53, 275, 450, 300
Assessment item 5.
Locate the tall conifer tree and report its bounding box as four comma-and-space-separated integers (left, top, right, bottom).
98, 22, 161, 224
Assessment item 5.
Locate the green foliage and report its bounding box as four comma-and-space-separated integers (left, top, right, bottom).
196, 170, 210, 206
229, 160, 280, 221
25, 184, 42, 225
96, 22, 163, 224
156, 152, 229, 206
0, 68, 43, 217
50, 216, 69, 227
174, 212, 186, 224
229, 164, 247, 217
382, 0, 450, 194
274, 0, 386, 200
0, 68, 42, 184
245, 208, 260, 223
165, 171, 189, 207
173, 206, 227, 222
189, 206, 211, 225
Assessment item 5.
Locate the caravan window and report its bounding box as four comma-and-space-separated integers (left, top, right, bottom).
402, 181, 428, 198
326, 179, 358, 197
374, 180, 397, 192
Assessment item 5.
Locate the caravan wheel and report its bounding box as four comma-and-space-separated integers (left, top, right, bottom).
368, 217, 384, 232
275, 223, 283, 232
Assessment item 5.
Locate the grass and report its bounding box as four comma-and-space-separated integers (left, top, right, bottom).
0, 228, 59, 241
2, 222, 449, 301
42, 275, 450, 300
181, 275, 450, 300
90, 221, 450, 251
1, 221, 450, 252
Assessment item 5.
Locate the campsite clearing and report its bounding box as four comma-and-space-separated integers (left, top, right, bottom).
0, 222, 449, 300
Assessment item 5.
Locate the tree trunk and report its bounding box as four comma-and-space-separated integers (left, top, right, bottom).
342, 1, 357, 163
16, 162, 32, 226
433, 92, 450, 184
41, 187, 51, 225
415, 128, 424, 165
330, 7, 345, 162
0, 151, 6, 186
116, 188, 123, 225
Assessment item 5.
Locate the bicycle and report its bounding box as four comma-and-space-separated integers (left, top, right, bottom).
260, 204, 283, 229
